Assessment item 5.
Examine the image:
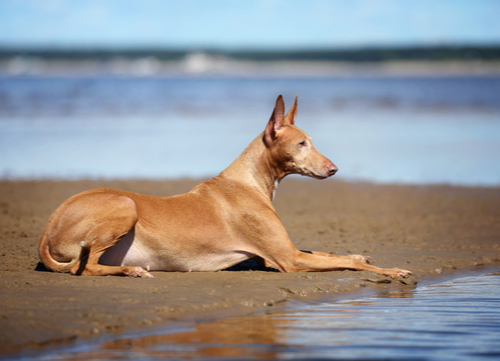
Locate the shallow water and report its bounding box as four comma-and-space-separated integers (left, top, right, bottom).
1, 76, 500, 185
15, 271, 500, 361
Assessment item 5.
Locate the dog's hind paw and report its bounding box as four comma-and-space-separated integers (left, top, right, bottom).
123, 267, 154, 278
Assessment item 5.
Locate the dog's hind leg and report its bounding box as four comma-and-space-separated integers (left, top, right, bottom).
69, 196, 152, 278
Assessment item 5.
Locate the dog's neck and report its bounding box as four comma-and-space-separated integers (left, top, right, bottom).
219, 133, 286, 202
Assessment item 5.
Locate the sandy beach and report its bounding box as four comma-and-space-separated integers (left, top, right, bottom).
0, 178, 499, 355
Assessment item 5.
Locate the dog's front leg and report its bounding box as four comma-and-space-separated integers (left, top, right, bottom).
278, 249, 411, 279
306, 250, 371, 264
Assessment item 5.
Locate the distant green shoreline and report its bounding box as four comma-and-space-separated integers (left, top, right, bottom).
1, 45, 500, 62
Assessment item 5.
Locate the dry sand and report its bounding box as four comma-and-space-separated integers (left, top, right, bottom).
1, 178, 499, 355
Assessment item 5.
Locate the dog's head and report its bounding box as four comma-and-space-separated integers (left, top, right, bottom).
263, 95, 337, 180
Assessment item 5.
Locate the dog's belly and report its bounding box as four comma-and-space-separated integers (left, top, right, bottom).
98, 231, 254, 272
98, 230, 157, 268
179, 250, 254, 272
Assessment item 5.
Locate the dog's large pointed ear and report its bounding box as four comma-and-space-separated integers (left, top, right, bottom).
284, 95, 298, 125
264, 95, 285, 147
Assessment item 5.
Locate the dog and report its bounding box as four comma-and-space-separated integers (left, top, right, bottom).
38, 95, 411, 279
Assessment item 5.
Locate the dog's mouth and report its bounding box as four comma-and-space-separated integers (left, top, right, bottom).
301, 168, 330, 180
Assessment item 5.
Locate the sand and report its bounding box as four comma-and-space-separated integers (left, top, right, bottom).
1, 178, 499, 355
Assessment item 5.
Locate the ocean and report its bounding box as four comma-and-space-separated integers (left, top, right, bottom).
1, 75, 500, 185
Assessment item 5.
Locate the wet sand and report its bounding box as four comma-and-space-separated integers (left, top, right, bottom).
1, 178, 499, 355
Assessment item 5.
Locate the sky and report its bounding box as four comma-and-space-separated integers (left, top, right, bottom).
0, 0, 499, 49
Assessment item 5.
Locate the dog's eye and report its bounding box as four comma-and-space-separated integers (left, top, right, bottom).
298, 141, 306, 147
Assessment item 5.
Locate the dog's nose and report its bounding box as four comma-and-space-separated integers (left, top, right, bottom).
327, 163, 338, 176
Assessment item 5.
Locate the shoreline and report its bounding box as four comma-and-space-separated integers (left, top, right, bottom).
26, 267, 500, 360
1, 178, 499, 356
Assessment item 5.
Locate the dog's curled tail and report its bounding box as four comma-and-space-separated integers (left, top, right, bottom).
38, 231, 90, 273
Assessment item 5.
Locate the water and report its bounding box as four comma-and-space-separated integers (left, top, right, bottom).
1, 76, 500, 185
12, 271, 500, 361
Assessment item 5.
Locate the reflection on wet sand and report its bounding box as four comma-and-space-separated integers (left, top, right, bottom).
100, 314, 284, 360
376, 288, 415, 298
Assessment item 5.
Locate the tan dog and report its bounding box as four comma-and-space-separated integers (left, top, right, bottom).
38, 95, 411, 279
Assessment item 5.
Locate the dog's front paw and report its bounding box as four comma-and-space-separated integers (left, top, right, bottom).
123, 266, 154, 278
384, 268, 412, 279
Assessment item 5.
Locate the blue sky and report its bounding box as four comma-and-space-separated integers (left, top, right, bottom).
0, 0, 499, 49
